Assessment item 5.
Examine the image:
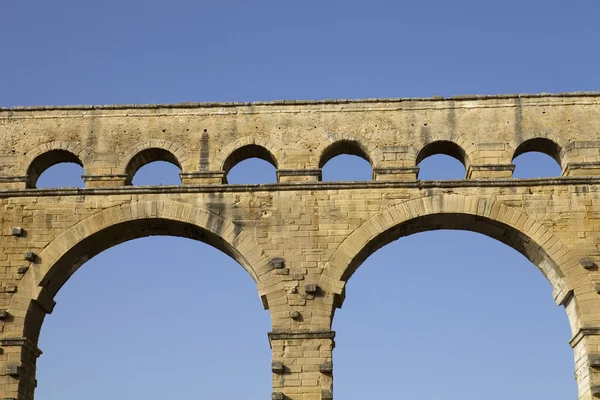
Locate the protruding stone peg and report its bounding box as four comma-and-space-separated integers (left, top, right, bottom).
321, 390, 333, 400
271, 360, 284, 374
5, 365, 20, 376
319, 362, 333, 373
270, 258, 285, 270
290, 311, 302, 320
0, 310, 8, 319
305, 284, 318, 294
5, 286, 16, 293
24, 251, 37, 262
17, 266, 28, 274
272, 392, 284, 400
11, 227, 24, 237
590, 354, 600, 367
595, 284, 600, 294
582, 259, 597, 270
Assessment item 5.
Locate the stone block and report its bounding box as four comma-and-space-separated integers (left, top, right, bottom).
270, 258, 286, 270
305, 284, 318, 294
319, 362, 333, 374
271, 361, 284, 374
581, 259, 597, 270
24, 251, 37, 261
5, 365, 19, 376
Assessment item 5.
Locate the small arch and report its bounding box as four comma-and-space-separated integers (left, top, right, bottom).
26, 149, 84, 188
416, 140, 467, 166
513, 138, 562, 165
512, 138, 563, 177
416, 141, 467, 180
125, 148, 182, 185
222, 144, 278, 183
318, 140, 372, 169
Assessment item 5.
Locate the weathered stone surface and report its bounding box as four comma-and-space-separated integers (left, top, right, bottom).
0, 93, 599, 399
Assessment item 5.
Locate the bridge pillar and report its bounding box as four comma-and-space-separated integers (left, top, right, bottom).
0, 337, 41, 400
572, 333, 600, 400
269, 331, 334, 400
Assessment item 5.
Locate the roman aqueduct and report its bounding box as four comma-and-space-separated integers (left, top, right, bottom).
1, 92, 600, 399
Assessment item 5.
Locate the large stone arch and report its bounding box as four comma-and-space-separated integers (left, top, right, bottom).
8, 200, 279, 343
320, 194, 585, 331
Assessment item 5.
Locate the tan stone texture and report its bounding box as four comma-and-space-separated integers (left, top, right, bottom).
0, 93, 599, 399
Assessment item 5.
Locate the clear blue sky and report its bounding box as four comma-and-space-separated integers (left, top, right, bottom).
2, 1, 598, 399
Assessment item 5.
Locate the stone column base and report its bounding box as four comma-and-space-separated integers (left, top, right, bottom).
180, 171, 225, 185
466, 164, 514, 179
373, 167, 419, 181
564, 162, 600, 177
277, 169, 322, 183
82, 174, 127, 188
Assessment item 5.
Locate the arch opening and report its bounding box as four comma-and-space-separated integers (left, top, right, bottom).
132, 161, 183, 185
27, 150, 84, 188
35, 234, 270, 399
319, 140, 372, 169
125, 148, 182, 185
222, 144, 278, 184
333, 227, 575, 400
416, 141, 467, 180
512, 138, 563, 178
322, 154, 372, 181
319, 140, 373, 181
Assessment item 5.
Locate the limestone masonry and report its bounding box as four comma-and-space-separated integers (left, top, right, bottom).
1, 93, 600, 399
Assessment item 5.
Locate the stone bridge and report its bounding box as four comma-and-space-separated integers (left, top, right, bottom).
1, 92, 600, 399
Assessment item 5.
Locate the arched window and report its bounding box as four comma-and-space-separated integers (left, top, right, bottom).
512, 138, 562, 178
319, 140, 373, 181
27, 150, 85, 188
223, 144, 278, 184
416, 141, 467, 180
125, 148, 182, 185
